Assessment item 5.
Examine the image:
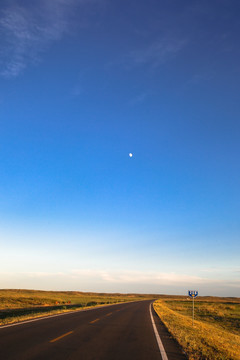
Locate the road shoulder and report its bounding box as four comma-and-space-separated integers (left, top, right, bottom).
151, 303, 188, 360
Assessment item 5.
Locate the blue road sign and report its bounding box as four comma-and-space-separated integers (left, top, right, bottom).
188, 290, 198, 298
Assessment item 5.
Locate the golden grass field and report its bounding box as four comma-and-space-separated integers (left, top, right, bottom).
154, 296, 240, 360
0, 289, 154, 325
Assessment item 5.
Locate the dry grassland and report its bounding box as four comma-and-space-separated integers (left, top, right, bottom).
0, 289, 152, 325
154, 297, 240, 360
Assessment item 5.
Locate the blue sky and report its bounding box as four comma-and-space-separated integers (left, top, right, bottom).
0, 0, 239, 296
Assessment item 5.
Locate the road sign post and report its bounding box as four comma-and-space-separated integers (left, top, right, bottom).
188, 290, 198, 326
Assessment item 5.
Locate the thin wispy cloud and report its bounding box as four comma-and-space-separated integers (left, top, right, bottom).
200, 267, 240, 274
0, 0, 99, 77
0, 269, 224, 285
129, 92, 148, 106
129, 38, 187, 68
1, 270, 239, 294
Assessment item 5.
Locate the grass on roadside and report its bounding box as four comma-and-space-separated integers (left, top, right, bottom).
153, 299, 240, 360
0, 303, 115, 326
166, 300, 240, 335
0, 289, 153, 325
0, 289, 144, 308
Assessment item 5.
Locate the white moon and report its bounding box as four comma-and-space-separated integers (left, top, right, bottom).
129, 153, 133, 157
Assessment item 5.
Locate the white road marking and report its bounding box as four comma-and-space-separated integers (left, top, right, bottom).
149, 303, 169, 360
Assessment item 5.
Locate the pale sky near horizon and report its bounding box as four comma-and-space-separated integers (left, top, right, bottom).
0, 0, 239, 296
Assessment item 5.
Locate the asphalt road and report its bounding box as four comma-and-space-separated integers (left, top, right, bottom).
0, 300, 187, 360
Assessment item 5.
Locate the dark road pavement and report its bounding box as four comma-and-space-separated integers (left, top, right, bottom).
0, 300, 187, 360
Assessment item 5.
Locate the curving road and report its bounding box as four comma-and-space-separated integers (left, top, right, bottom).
0, 300, 187, 360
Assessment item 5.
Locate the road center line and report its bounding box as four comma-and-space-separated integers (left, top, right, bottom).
106, 312, 112, 316
50, 331, 73, 343
149, 303, 169, 360
90, 318, 100, 324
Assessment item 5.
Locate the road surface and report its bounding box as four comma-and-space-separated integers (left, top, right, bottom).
0, 300, 187, 360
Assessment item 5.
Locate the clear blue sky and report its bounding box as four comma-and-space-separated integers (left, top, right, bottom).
0, 0, 239, 296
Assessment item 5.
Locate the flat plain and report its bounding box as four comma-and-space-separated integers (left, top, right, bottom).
2, 290, 240, 360
0, 289, 155, 325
